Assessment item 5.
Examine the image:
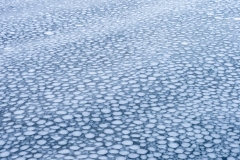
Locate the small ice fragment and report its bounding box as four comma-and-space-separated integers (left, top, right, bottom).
104, 129, 114, 134
167, 137, 175, 141
44, 31, 54, 35
0, 151, 10, 157
58, 149, 70, 154
0, 140, 6, 146
51, 135, 61, 140
137, 149, 148, 154
122, 140, 133, 145
85, 133, 95, 139
168, 142, 179, 148
72, 131, 82, 136
233, 17, 240, 21
181, 42, 188, 45
178, 154, 187, 159
24, 131, 35, 135
37, 140, 47, 145
62, 115, 73, 120
14, 110, 24, 115
208, 153, 216, 158
97, 149, 108, 155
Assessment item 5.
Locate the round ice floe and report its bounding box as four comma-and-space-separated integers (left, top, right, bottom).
84, 146, 96, 151
122, 140, 133, 145
39, 131, 48, 136
3, 113, 11, 117
148, 77, 156, 80
213, 139, 222, 144
204, 136, 212, 140
89, 154, 98, 158
15, 158, 26, 160
178, 154, 187, 159
3, 47, 13, 51
101, 108, 111, 114
181, 122, 191, 127
234, 17, 240, 21
129, 145, 140, 150
20, 145, 30, 151
204, 143, 213, 148
128, 153, 139, 158
157, 125, 166, 129
82, 112, 90, 116
168, 132, 178, 137
59, 130, 68, 135
113, 112, 122, 116
119, 150, 130, 156
206, 148, 214, 153
140, 104, 149, 108
116, 156, 126, 160
53, 99, 63, 103
18, 136, 26, 141
168, 142, 179, 148
37, 120, 46, 125
112, 120, 123, 125
137, 92, 145, 96
0, 140, 6, 146
37, 140, 47, 145
70, 146, 79, 150
24, 131, 35, 135
112, 144, 123, 149
167, 85, 177, 89
146, 123, 155, 128
75, 96, 84, 100
230, 143, 239, 148
151, 107, 161, 111
14, 110, 24, 115
181, 42, 188, 45
85, 133, 95, 139
175, 148, 184, 154
44, 31, 54, 35
34, 153, 43, 158
28, 69, 35, 73
122, 130, 130, 134
167, 137, 175, 141
0, 151, 10, 157
104, 129, 114, 134
207, 153, 216, 158
137, 149, 148, 154
97, 99, 105, 103
62, 115, 73, 120
72, 131, 82, 136
51, 135, 61, 140
195, 134, 203, 139
211, 134, 220, 138
147, 138, 156, 142
58, 149, 70, 154
92, 117, 101, 122
56, 111, 67, 115
97, 149, 108, 155
119, 100, 128, 104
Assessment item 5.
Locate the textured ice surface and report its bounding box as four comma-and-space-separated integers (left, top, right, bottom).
1, 0, 240, 159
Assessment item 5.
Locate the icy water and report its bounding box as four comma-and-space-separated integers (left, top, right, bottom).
1, 0, 240, 159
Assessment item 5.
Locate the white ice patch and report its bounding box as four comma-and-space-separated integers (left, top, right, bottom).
44, 31, 54, 35
233, 17, 240, 21
0, 151, 10, 157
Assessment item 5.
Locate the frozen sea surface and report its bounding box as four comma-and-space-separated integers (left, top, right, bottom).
1, 0, 240, 159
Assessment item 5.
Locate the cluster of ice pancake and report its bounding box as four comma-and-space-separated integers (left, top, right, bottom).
1, 0, 240, 159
